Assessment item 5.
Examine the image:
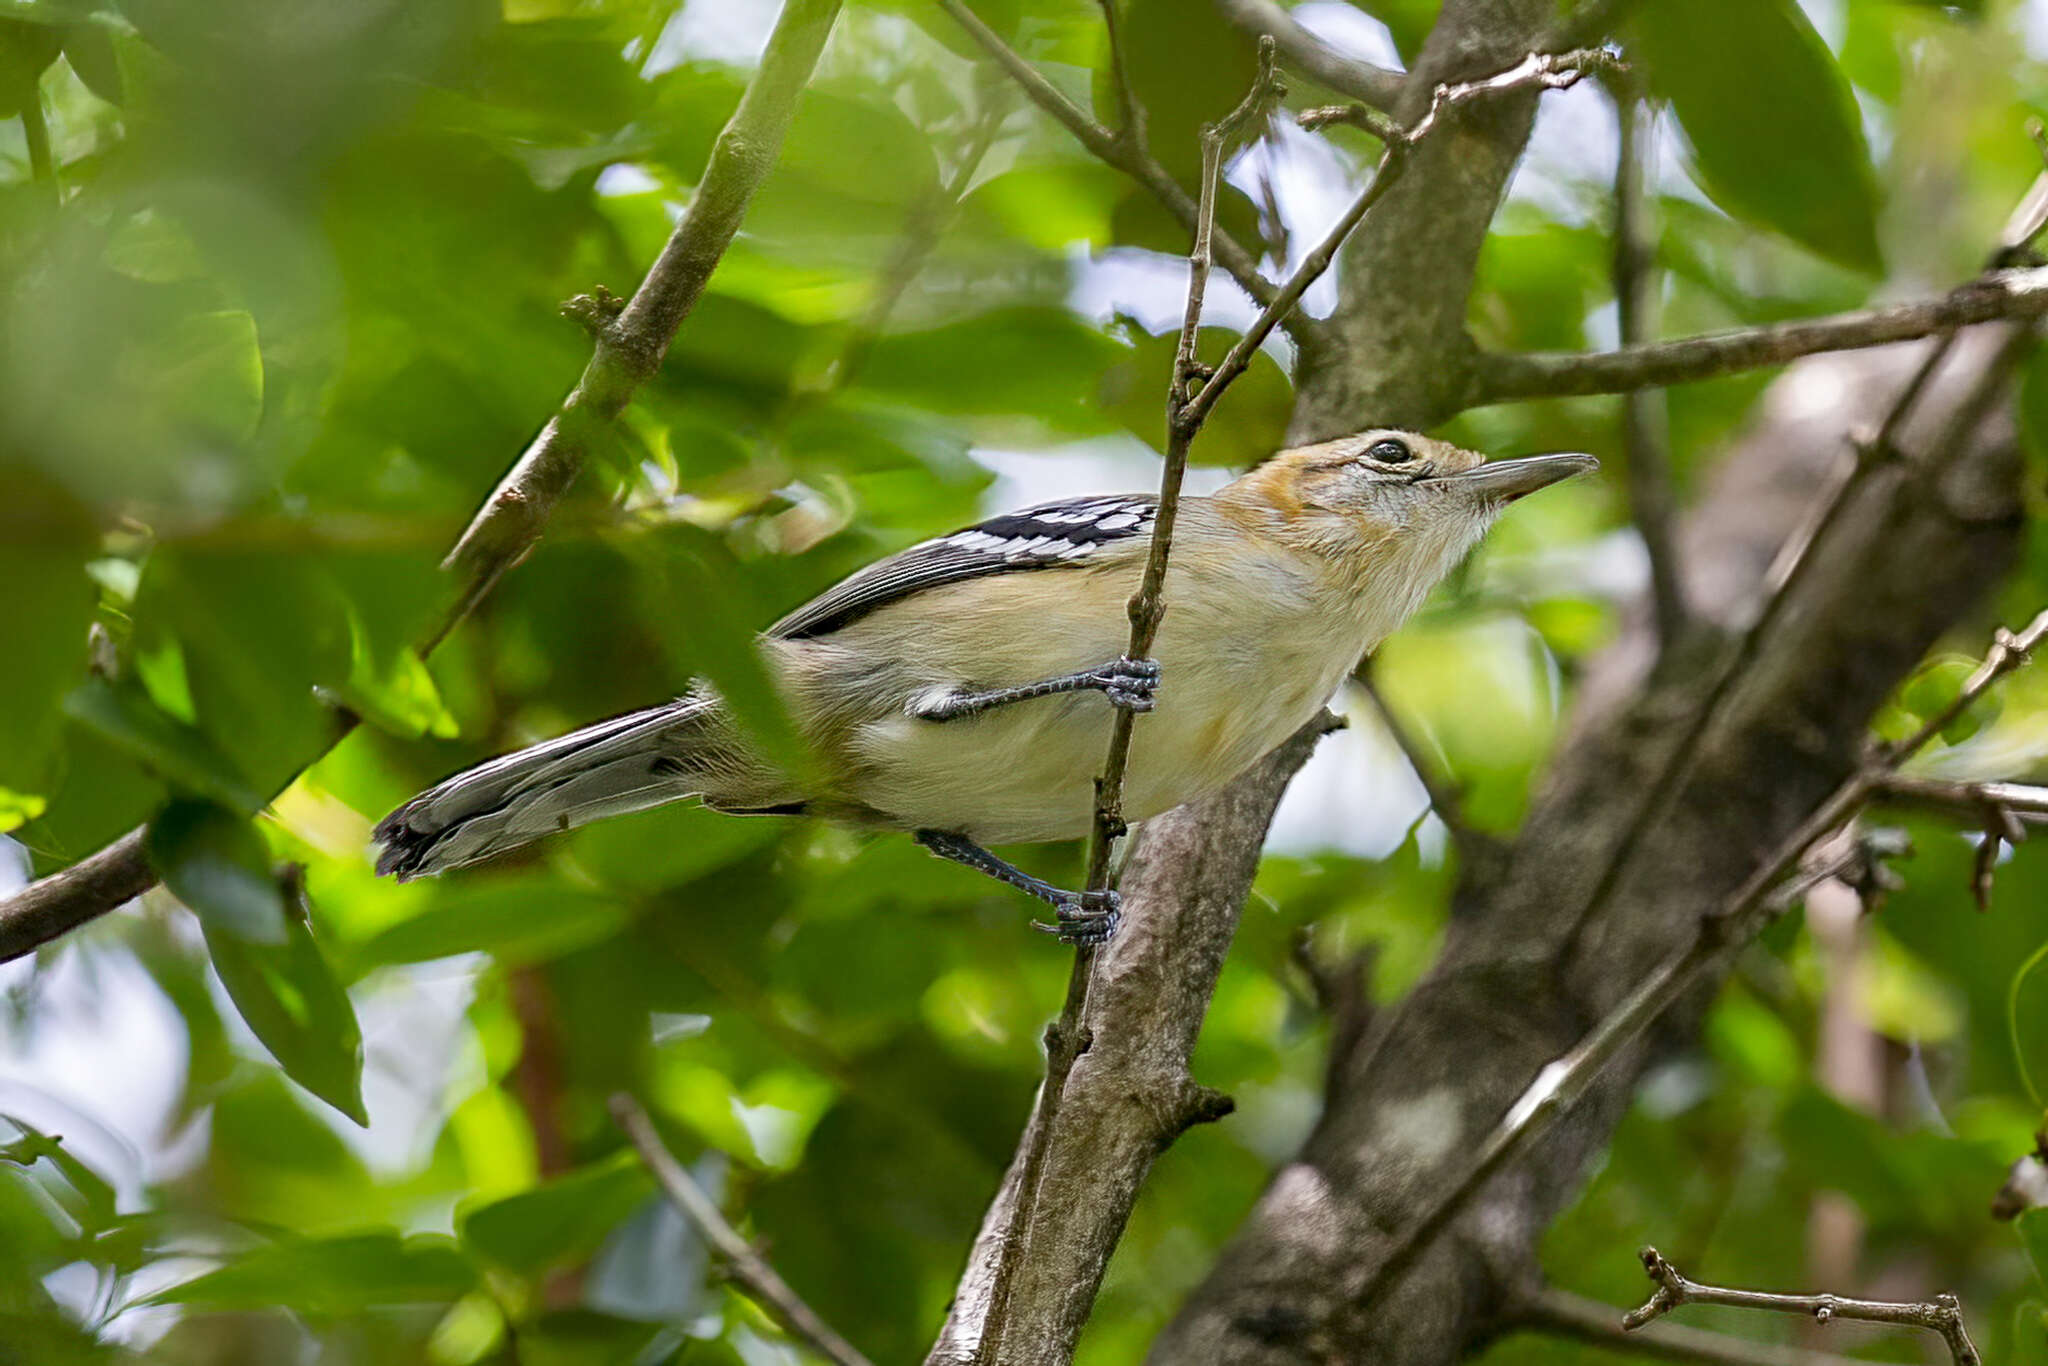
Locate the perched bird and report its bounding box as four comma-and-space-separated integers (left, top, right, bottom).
374, 429, 1594, 942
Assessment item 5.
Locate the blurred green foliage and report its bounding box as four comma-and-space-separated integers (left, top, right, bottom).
0, 0, 2046, 1363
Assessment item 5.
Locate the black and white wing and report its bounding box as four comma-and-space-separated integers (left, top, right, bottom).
769, 495, 1157, 641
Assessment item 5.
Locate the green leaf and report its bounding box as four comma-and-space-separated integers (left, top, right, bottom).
145, 798, 288, 943
0, 1116, 116, 1232
0, 787, 46, 833
0, 478, 95, 795
1634, 0, 1884, 274
2023, 1208, 2048, 1287
1097, 322, 1292, 461
206, 898, 368, 1126
147, 1232, 477, 1314
0, 17, 62, 117
622, 525, 814, 786
132, 309, 265, 443
858, 306, 1128, 432
458, 1155, 653, 1277
59, 20, 119, 104
1106, 0, 1258, 186
2014, 940, 2048, 1108
356, 882, 632, 970
63, 676, 266, 815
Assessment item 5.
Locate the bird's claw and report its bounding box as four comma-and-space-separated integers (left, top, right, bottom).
1097, 656, 1161, 714
1031, 887, 1122, 946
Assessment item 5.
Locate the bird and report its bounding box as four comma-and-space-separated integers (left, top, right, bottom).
373, 429, 1594, 943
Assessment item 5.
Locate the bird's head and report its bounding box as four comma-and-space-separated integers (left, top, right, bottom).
1220, 428, 1597, 573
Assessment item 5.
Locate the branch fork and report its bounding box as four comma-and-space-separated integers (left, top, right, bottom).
1624, 1247, 1981, 1366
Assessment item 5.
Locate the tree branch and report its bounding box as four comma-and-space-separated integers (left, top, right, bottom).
934, 0, 1296, 334
611, 1095, 875, 1366
1467, 267, 2048, 405
1215, 0, 1405, 111
0, 0, 843, 965
1183, 47, 1620, 431
941, 42, 1616, 1366
1611, 78, 1688, 647
1623, 1248, 1981, 1366
962, 45, 1287, 1364
926, 717, 1338, 1366
1516, 1285, 1870, 1366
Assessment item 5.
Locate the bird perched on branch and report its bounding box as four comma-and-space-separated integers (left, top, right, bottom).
375, 430, 1594, 943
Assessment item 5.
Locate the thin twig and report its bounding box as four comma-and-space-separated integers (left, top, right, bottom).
1354, 661, 1491, 863
934, 0, 1293, 329
1094, 0, 1145, 146
1623, 1248, 1980, 1366
1518, 1285, 1871, 1366
1215, 0, 1405, 110
17, 82, 56, 202
1337, 610, 2048, 1330
1612, 77, 1688, 647
1469, 267, 2048, 404
0, 0, 844, 964
611, 1095, 875, 1366
1185, 46, 1621, 431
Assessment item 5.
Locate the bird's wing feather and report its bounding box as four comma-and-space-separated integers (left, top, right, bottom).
768, 495, 1157, 640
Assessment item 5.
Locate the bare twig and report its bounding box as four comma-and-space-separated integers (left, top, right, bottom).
1623, 1248, 1980, 1366
1186, 46, 1620, 431
1469, 267, 2048, 404
1612, 78, 1688, 647
934, 0, 1292, 328
1518, 1285, 1870, 1366
0, 0, 843, 964
1336, 610, 2046, 1330
611, 1095, 875, 1366
1094, 0, 1145, 146
1216, 0, 1405, 110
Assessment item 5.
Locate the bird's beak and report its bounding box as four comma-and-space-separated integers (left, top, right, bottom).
1443, 452, 1599, 503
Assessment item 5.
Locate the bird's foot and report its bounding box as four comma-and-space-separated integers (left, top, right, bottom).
1094, 656, 1161, 713
1031, 887, 1122, 946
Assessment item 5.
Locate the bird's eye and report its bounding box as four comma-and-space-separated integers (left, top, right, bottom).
1366, 438, 1412, 464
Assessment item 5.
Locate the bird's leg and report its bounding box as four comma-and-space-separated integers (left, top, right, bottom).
907, 656, 1160, 722
913, 829, 1121, 946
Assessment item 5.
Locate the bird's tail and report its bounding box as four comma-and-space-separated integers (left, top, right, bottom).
373, 697, 747, 880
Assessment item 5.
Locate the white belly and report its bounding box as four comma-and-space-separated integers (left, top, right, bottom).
840, 614, 1353, 845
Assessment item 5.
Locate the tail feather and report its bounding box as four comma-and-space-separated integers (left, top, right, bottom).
374, 698, 738, 879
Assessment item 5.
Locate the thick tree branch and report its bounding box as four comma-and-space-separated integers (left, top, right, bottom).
1215, 0, 1405, 111
1467, 267, 2048, 405
0, 0, 842, 965
1623, 1248, 1981, 1366
1516, 1285, 1869, 1366
927, 718, 1337, 1366
612, 1095, 875, 1366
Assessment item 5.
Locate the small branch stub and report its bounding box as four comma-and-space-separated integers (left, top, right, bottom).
1624, 1247, 1981, 1366
560, 284, 628, 338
